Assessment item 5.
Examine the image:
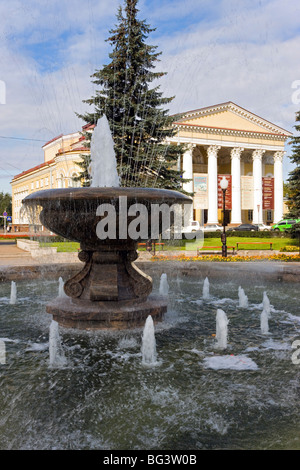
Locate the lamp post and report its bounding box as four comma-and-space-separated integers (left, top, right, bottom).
220, 176, 229, 257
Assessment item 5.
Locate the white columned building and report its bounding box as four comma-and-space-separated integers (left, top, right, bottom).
252, 149, 265, 224
273, 151, 285, 223
182, 144, 195, 223
230, 147, 244, 224
12, 102, 292, 230
207, 145, 221, 224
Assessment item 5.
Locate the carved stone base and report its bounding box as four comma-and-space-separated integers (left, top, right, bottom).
46, 294, 168, 330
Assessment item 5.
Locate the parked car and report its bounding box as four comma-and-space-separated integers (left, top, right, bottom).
227, 223, 259, 232
271, 218, 300, 232
203, 224, 222, 232
257, 223, 272, 231
181, 220, 201, 234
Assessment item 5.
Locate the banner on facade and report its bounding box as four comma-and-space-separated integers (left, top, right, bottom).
262, 177, 274, 210
218, 175, 232, 210
241, 176, 253, 210
193, 174, 208, 209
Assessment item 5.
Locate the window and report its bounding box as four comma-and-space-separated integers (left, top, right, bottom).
267, 210, 272, 222
248, 210, 253, 221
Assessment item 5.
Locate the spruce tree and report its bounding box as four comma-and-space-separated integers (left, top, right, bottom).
287, 110, 300, 217
76, 0, 188, 191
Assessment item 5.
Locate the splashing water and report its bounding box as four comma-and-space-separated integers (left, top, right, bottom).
159, 273, 169, 296
260, 309, 269, 335
238, 286, 248, 308
49, 320, 67, 368
216, 309, 229, 349
89, 115, 120, 188
203, 277, 210, 299
141, 315, 157, 366
263, 291, 271, 315
58, 277, 67, 298
261, 292, 271, 334
10, 281, 17, 305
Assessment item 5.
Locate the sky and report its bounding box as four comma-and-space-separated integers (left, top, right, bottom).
0, 0, 300, 194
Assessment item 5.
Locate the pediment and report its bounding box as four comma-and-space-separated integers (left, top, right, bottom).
175, 102, 291, 136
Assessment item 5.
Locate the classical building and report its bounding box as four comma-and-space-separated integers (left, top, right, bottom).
169, 101, 292, 225
11, 101, 291, 230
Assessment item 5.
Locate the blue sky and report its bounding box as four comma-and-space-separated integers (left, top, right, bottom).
0, 0, 300, 194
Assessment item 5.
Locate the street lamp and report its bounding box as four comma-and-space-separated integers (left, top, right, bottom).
220, 176, 228, 257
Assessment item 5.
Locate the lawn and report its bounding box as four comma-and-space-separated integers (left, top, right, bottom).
39, 236, 298, 253
157, 236, 298, 252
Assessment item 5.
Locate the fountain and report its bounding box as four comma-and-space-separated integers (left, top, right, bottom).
0, 266, 299, 449
203, 277, 210, 299
159, 273, 169, 296
23, 116, 192, 329
238, 286, 248, 308
215, 309, 229, 349
58, 277, 67, 298
9, 281, 17, 305
49, 320, 68, 368
141, 315, 158, 366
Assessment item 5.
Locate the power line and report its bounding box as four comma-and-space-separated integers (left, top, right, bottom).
0, 135, 46, 142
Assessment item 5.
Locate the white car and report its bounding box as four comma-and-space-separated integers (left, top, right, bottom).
181, 221, 201, 233
257, 223, 272, 231
203, 224, 222, 232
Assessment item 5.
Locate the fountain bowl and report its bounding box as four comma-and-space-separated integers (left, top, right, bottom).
23, 187, 192, 329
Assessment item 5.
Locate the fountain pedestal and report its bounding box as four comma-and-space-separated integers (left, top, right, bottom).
47, 244, 167, 329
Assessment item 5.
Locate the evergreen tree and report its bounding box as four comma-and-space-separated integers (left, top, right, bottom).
75, 0, 188, 191
287, 110, 300, 217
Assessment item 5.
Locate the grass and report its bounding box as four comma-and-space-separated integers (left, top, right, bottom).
39, 236, 298, 253
40, 241, 80, 252
184, 236, 298, 252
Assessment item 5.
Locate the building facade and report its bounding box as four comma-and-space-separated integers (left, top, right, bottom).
11, 102, 292, 229
11, 126, 91, 229
169, 102, 292, 225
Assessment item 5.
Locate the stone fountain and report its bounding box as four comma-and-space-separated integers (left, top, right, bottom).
23, 117, 192, 329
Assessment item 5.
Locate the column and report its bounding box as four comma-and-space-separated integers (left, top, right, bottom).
182, 144, 195, 223
252, 149, 265, 224
230, 147, 244, 224
207, 145, 221, 224
273, 151, 285, 223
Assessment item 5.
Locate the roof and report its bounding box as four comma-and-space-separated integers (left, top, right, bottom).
174, 101, 293, 137
12, 159, 55, 181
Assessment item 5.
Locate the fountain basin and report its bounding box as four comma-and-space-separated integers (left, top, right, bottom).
23, 187, 192, 329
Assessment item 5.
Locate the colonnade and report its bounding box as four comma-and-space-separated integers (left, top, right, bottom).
182, 144, 285, 225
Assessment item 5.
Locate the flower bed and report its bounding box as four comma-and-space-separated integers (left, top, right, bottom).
151, 253, 300, 262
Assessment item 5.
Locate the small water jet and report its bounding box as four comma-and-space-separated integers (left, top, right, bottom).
261, 309, 270, 335
216, 309, 229, 349
10, 281, 17, 305
141, 315, 157, 366
238, 286, 248, 308
49, 320, 67, 368
203, 277, 210, 299
159, 273, 169, 296
261, 292, 271, 334
263, 291, 271, 314
58, 277, 67, 298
